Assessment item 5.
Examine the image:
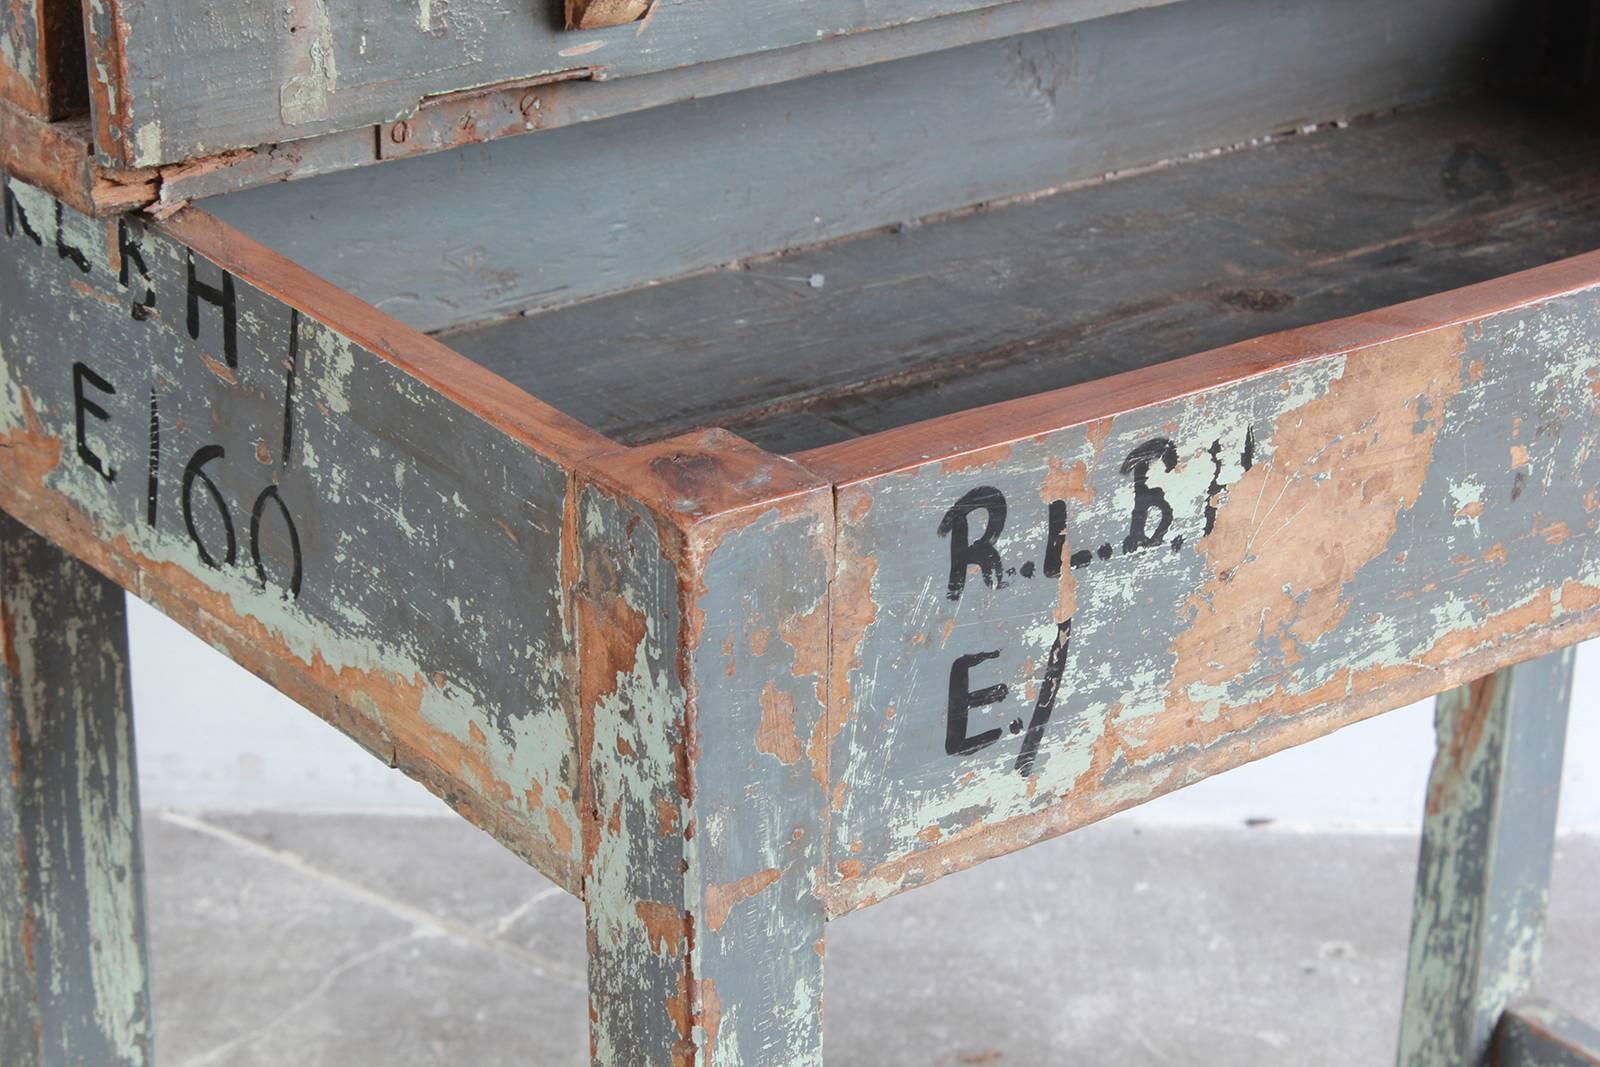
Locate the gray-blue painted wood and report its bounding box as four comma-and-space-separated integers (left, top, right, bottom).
1398, 650, 1577, 1067
92, 0, 1180, 166
578, 437, 831, 1065
0, 511, 154, 1067
443, 100, 1600, 452
208, 0, 1519, 336
0, 176, 594, 890
1498, 1003, 1600, 1067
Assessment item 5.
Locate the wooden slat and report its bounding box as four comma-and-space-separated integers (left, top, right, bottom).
1398, 652, 1574, 1066
372, 0, 1189, 165
0, 177, 615, 892
803, 252, 1600, 915
1499, 1003, 1600, 1067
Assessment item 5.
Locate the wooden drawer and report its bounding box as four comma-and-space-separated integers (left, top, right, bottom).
1, 0, 1187, 180
3, 0, 1600, 1058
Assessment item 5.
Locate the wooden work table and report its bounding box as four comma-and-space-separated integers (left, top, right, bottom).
2, 0, 1598, 1063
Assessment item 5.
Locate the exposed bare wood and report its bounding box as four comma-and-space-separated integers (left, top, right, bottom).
565, 0, 650, 30
812, 254, 1600, 914
0, 98, 155, 217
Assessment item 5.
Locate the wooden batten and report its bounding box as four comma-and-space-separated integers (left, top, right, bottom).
0, 98, 154, 217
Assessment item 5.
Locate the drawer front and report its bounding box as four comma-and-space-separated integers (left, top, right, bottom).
822, 260, 1600, 913
85, 0, 1178, 167
0, 176, 591, 888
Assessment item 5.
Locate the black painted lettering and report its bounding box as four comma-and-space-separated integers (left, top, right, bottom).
182, 446, 236, 568
71, 363, 117, 483
281, 310, 300, 462
146, 389, 160, 526
250, 486, 303, 598
1121, 438, 1178, 554
3, 186, 41, 245
1203, 427, 1257, 537
1203, 438, 1224, 536
1015, 619, 1072, 776
118, 219, 156, 321
54, 202, 90, 274
947, 650, 1009, 756
937, 486, 1007, 601
186, 253, 239, 367
1042, 499, 1068, 578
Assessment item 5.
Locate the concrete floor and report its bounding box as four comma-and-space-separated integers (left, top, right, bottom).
143, 813, 1600, 1066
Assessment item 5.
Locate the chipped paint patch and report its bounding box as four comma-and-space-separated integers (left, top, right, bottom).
279, 0, 340, 125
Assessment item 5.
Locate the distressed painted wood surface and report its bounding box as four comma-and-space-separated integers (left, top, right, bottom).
84, 0, 1183, 167
209, 0, 1513, 335
0, 0, 85, 118
138, 0, 1191, 206
1499, 1003, 1600, 1067
0, 512, 153, 1067
1398, 651, 1575, 1067
579, 432, 830, 1066
0, 175, 613, 892
371, 0, 1180, 166
0, 100, 155, 220
806, 254, 1600, 915
448, 100, 1600, 452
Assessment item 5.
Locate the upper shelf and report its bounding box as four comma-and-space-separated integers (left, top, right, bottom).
80, 0, 1177, 170
5, 0, 1590, 209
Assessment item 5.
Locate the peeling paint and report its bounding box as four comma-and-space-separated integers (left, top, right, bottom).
0, 181, 585, 891
827, 288, 1600, 914
1398, 650, 1575, 1065
1, 514, 152, 1065
279, 0, 340, 125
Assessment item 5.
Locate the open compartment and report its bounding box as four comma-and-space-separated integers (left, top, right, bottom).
197, 0, 1600, 458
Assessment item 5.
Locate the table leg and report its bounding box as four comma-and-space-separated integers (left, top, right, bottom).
1397, 648, 1576, 1067
577, 474, 829, 1067
0, 512, 154, 1066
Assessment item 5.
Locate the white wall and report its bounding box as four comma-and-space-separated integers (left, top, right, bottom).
127, 595, 1599, 831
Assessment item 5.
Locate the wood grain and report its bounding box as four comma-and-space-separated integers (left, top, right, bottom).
444, 101, 1600, 452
